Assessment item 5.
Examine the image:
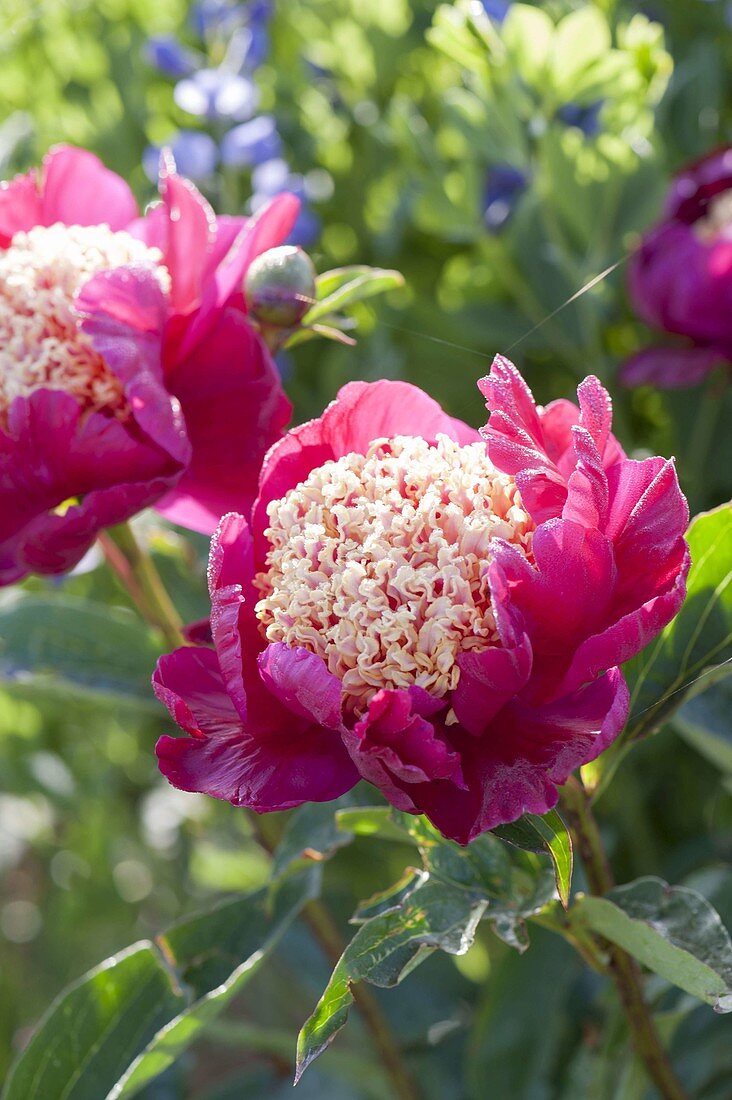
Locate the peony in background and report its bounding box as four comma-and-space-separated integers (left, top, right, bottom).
1, 2, 731, 1098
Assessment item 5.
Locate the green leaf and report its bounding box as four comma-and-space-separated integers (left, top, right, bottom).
0, 593, 161, 711
334, 805, 414, 843
673, 678, 732, 776
272, 796, 357, 878
3, 868, 320, 1100
549, 8, 612, 100
572, 877, 732, 1012
296, 832, 555, 1080
302, 267, 404, 326
494, 810, 573, 909
625, 504, 732, 741
501, 4, 554, 85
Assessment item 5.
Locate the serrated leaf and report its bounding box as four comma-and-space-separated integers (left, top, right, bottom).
296, 832, 555, 1081
2, 868, 320, 1100
493, 810, 573, 908
295, 876, 487, 1084
625, 504, 732, 741
0, 593, 161, 710
572, 877, 732, 1012
302, 267, 404, 326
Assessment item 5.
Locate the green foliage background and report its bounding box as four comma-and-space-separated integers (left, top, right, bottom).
0, 1, 731, 1097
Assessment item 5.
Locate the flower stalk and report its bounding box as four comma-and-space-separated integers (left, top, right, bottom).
560, 779, 689, 1100
100, 522, 186, 651
250, 813, 420, 1100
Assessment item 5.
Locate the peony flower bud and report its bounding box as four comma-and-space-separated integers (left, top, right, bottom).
244, 244, 316, 329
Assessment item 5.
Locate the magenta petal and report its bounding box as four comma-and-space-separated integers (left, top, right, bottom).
560, 550, 689, 695
453, 558, 533, 734
77, 266, 191, 465
501, 520, 616, 660
40, 145, 138, 229
620, 345, 725, 389
413, 670, 629, 844
153, 645, 241, 737
157, 155, 217, 314
258, 644, 344, 729
159, 308, 291, 534
154, 644, 358, 810
176, 192, 300, 361
562, 425, 609, 531
0, 389, 182, 582
344, 689, 464, 810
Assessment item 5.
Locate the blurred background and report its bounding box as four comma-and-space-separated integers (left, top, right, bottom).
1, 2, 731, 1096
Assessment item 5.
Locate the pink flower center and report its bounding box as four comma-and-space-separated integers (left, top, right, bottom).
694, 190, 732, 243
0, 223, 167, 429
255, 435, 535, 718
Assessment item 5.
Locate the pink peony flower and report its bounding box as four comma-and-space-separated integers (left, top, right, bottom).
153, 357, 689, 843
0, 144, 297, 583
622, 147, 732, 389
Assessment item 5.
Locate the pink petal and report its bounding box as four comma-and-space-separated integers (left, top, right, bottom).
156, 151, 217, 315
0, 169, 42, 246
0, 390, 181, 582
344, 689, 464, 809
40, 145, 138, 229
154, 642, 358, 810
176, 192, 300, 361
258, 644, 344, 730
77, 266, 191, 466
412, 669, 629, 844
158, 308, 291, 534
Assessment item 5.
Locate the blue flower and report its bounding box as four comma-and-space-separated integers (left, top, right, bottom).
144, 36, 200, 78
482, 165, 527, 232
480, 0, 512, 22
251, 159, 320, 246
174, 68, 258, 121
220, 115, 282, 167
557, 101, 604, 137
144, 131, 219, 183
190, 0, 247, 36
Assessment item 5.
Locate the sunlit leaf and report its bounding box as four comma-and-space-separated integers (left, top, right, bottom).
296, 833, 555, 1081
3, 868, 320, 1100
572, 877, 732, 1012
493, 810, 573, 908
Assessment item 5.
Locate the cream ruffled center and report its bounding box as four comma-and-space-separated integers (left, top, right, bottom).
0, 223, 166, 428
255, 434, 535, 718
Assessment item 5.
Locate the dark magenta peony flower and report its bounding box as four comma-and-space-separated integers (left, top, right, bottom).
0, 144, 297, 582
153, 357, 689, 843
623, 147, 732, 388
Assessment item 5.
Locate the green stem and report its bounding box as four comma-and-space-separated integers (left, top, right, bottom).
99, 522, 185, 651
250, 814, 421, 1100
560, 780, 689, 1100
685, 372, 726, 503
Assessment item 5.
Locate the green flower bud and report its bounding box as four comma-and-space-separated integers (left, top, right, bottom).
244, 245, 316, 329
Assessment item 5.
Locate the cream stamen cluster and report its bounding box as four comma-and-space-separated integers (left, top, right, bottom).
255, 434, 535, 718
0, 223, 167, 428
694, 190, 732, 242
